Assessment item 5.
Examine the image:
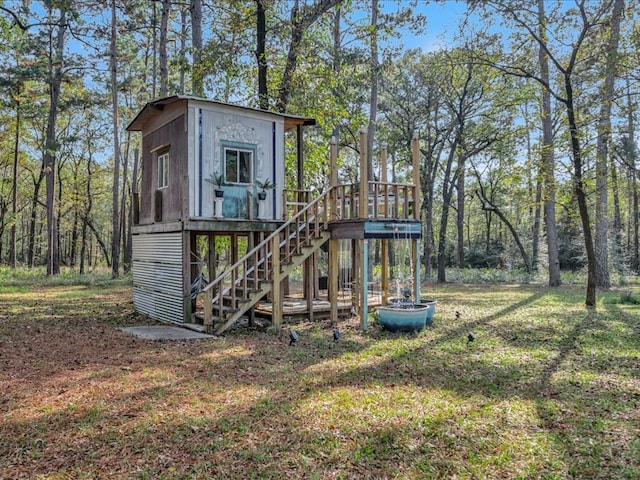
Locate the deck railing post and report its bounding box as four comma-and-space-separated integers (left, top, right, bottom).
359, 127, 368, 219
412, 132, 420, 221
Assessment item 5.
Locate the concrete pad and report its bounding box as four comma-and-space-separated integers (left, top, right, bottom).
120, 325, 215, 340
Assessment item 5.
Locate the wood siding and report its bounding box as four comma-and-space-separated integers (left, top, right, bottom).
139, 114, 187, 225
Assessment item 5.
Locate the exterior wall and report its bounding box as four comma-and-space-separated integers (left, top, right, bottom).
132, 232, 185, 324
187, 102, 285, 220
139, 114, 188, 225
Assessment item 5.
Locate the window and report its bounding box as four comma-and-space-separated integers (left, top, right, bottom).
157, 151, 169, 189
224, 146, 253, 184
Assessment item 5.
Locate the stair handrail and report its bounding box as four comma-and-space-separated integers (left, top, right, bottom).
200, 186, 332, 299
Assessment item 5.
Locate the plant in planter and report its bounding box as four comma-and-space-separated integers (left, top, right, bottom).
255, 178, 276, 200
206, 172, 225, 198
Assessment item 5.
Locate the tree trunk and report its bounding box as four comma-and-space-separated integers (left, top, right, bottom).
634, 176, 640, 272
190, 0, 203, 96
179, 5, 186, 94
70, 207, 79, 268
366, 0, 378, 182
610, 154, 623, 271
110, 0, 121, 278
28, 171, 44, 267
476, 189, 531, 271
625, 81, 640, 271
80, 214, 88, 274
256, 0, 268, 109
594, 0, 624, 287
159, 0, 171, 98
120, 143, 130, 273
275, 0, 341, 113
45, 6, 66, 276
81, 141, 95, 273
566, 79, 596, 307
537, 0, 561, 286
125, 148, 139, 273
10, 94, 20, 268
437, 142, 459, 283
87, 219, 111, 266
151, 1, 158, 100
456, 160, 465, 268
523, 98, 542, 271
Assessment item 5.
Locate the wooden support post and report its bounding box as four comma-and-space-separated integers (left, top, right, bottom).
381, 145, 389, 304
183, 231, 194, 322
208, 234, 216, 281
297, 124, 304, 191
351, 238, 358, 314
412, 132, 420, 221
330, 135, 338, 219
328, 238, 339, 323
231, 233, 238, 264
359, 127, 368, 219
248, 233, 256, 327
361, 239, 368, 331
412, 239, 420, 301
304, 256, 314, 322
411, 133, 421, 300
271, 235, 282, 329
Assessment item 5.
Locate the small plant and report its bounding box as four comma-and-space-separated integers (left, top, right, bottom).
256, 178, 276, 200
206, 172, 225, 197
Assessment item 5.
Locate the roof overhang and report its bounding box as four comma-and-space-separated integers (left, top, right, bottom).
126, 95, 316, 132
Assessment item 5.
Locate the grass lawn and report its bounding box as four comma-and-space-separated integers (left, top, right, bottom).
0, 279, 639, 479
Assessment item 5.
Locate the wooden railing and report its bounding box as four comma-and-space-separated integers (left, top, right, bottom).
329, 181, 418, 221
199, 182, 418, 332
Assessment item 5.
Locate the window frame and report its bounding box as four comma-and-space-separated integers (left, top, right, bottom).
157, 150, 169, 189
221, 142, 255, 186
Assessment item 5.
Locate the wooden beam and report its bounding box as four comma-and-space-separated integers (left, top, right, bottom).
361, 239, 368, 331
271, 235, 282, 328
412, 239, 420, 301
297, 124, 304, 191
412, 132, 420, 221
359, 127, 368, 219
330, 135, 338, 220
328, 238, 339, 323
304, 256, 313, 322
380, 145, 388, 304
183, 231, 194, 322
208, 234, 216, 281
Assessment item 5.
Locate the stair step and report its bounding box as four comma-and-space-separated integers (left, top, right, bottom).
183, 322, 208, 333
222, 296, 252, 304
211, 305, 239, 314
231, 287, 262, 294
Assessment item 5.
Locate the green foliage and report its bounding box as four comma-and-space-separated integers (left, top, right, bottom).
0, 266, 132, 288
255, 177, 276, 191
206, 172, 225, 188
465, 240, 505, 269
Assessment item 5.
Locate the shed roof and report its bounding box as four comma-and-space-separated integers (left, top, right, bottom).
126, 95, 316, 132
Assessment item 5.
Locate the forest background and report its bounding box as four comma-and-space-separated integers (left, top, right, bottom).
0, 0, 637, 305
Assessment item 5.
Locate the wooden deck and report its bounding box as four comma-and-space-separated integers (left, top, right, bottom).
254, 291, 383, 320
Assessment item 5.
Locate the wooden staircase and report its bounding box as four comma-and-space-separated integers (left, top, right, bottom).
199, 189, 331, 335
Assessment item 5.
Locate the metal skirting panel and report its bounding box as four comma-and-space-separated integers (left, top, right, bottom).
132, 232, 185, 324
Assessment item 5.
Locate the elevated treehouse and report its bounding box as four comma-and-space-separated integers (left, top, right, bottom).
127, 97, 422, 334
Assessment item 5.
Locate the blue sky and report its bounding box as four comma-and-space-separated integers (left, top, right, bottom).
384, 0, 470, 52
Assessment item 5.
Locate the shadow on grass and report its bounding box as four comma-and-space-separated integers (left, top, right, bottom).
1, 285, 639, 478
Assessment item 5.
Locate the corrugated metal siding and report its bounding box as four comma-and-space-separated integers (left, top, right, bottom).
132, 232, 184, 324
